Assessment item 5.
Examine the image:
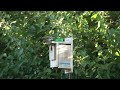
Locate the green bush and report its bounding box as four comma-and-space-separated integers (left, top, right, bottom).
0, 11, 120, 79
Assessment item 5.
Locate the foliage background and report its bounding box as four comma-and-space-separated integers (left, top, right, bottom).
0, 11, 120, 79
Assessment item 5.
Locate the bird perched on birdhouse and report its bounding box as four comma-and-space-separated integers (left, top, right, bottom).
42, 36, 54, 44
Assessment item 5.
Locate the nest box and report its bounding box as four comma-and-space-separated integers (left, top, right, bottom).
49, 37, 73, 73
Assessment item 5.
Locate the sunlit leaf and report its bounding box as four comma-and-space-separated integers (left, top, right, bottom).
91, 14, 97, 19
19, 48, 23, 56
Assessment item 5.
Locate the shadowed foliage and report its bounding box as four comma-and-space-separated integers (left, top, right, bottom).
0, 11, 120, 79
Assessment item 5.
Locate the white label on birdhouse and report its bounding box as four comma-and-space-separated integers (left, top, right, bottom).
65, 38, 72, 43
58, 44, 72, 68
50, 60, 58, 68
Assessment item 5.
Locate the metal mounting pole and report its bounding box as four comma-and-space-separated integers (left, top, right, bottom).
64, 73, 71, 79
68, 73, 71, 79
64, 69, 72, 79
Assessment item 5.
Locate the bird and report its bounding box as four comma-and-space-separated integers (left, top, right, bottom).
42, 36, 54, 44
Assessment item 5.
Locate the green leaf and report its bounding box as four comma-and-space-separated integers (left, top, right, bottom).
19, 48, 23, 56
46, 68, 51, 74
115, 52, 120, 56
91, 14, 97, 19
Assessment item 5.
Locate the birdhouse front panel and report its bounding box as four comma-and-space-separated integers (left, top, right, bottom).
58, 44, 72, 69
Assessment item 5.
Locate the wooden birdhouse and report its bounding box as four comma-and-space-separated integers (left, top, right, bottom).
49, 37, 73, 73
